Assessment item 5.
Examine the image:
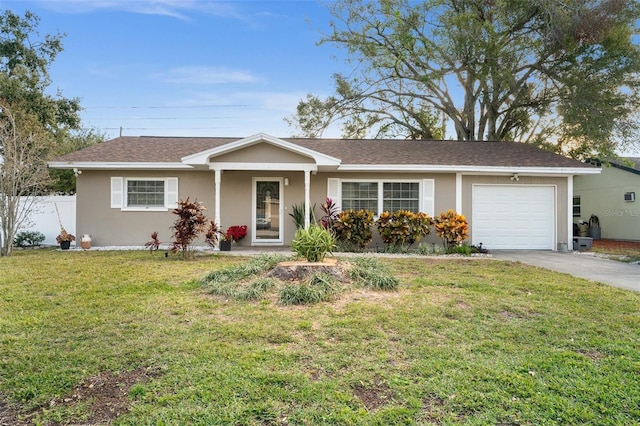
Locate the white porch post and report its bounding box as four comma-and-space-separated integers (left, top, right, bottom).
455, 173, 462, 213
214, 168, 221, 228
304, 169, 311, 229
566, 175, 573, 252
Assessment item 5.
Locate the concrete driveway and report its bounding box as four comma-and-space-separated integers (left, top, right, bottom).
492, 251, 640, 293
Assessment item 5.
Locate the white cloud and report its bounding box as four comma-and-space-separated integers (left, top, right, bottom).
153, 66, 261, 85
37, 0, 246, 21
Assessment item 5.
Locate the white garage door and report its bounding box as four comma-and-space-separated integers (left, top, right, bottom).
472, 185, 555, 250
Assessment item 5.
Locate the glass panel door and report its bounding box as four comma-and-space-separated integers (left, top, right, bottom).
254, 180, 282, 242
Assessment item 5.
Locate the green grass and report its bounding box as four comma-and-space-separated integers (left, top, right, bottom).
1, 250, 639, 425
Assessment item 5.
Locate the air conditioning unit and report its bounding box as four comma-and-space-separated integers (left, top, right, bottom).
624, 192, 635, 202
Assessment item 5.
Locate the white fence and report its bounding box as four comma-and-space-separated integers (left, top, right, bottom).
16, 195, 76, 246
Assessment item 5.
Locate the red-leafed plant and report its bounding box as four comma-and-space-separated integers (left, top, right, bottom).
145, 231, 161, 253
204, 221, 219, 247
320, 197, 339, 229
168, 198, 221, 259
225, 225, 247, 243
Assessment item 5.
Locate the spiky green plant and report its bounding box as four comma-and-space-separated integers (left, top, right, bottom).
290, 224, 336, 262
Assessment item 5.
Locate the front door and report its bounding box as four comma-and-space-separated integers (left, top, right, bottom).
252, 178, 283, 244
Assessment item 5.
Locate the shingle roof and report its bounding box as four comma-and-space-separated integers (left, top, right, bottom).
612, 157, 640, 175
54, 135, 591, 169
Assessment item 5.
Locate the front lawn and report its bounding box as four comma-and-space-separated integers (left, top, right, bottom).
1, 250, 638, 425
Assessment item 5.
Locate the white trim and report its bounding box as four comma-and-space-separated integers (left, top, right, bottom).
338, 164, 601, 175
110, 177, 123, 208
210, 162, 316, 172
182, 133, 341, 167
50, 161, 599, 176
422, 179, 435, 216
566, 175, 573, 252
304, 171, 311, 229
166, 177, 179, 208
251, 177, 284, 245
327, 178, 341, 211
111, 177, 179, 211
49, 162, 191, 170
455, 173, 462, 213
336, 178, 428, 216
121, 207, 169, 212
214, 169, 221, 233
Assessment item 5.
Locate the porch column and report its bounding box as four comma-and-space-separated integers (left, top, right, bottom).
304, 169, 311, 229
214, 168, 221, 229
455, 173, 462, 213
566, 175, 573, 252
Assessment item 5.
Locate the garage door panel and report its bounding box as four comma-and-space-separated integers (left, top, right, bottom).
472, 185, 555, 250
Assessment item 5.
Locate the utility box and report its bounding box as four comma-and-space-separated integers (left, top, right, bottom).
573, 237, 593, 251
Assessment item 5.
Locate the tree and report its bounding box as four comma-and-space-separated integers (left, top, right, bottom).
48, 128, 107, 194
0, 10, 80, 130
1, 10, 87, 192
287, 0, 640, 158
0, 103, 53, 256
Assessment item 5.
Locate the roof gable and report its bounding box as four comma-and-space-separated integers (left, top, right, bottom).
181, 133, 341, 168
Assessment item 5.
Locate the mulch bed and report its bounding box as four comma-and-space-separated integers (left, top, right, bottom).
591, 239, 640, 250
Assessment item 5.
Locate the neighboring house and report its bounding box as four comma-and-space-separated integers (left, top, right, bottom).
573, 157, 640, 241
49, 133, 599, 250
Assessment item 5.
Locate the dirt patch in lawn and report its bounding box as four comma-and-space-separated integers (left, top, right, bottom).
0, 367, 157, 426
352, 377, 394, 411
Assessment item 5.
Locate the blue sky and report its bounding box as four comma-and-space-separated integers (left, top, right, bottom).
2, 0, 347, 139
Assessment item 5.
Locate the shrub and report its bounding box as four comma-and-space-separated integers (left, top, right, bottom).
415, 243, 444, 255
236, 278, 278, 301
225, 225, 247, 243
145, 231, 161, 253
447, 244, 472, 255
289, 202, 316, 229
331, 209, 374, 251
279, 273, 339, 305
375, 210, 432, 248
347, 257, 399, 290
291, 224, 336, 262
320, 197, 339, 229
202, 254, 287, 286
433, 210, 469, 249
168, 198, 218, 259
13, 231, 45, 248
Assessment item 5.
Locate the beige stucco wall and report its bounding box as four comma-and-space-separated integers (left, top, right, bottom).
76, 170, 216, 246
78, 169, 569, 248
574, 166, 640, 240
461, 175, 569, 248
212, 143, 314, 163
78, 169, 457, 247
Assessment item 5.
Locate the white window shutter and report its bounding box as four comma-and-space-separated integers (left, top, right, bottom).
110, 177, 123, 208
422, 179, 435, 216
327, 178, 341, 211
166, 178, 179, 208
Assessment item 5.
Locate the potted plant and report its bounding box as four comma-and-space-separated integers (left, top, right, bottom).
219, 233, 232, 251
219, 225, 247, 251
56, 228, 76, 250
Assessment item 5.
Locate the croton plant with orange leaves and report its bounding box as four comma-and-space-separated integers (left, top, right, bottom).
433, 209, 468, 249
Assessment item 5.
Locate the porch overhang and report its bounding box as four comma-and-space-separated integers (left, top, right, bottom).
208, 162, 317, 172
